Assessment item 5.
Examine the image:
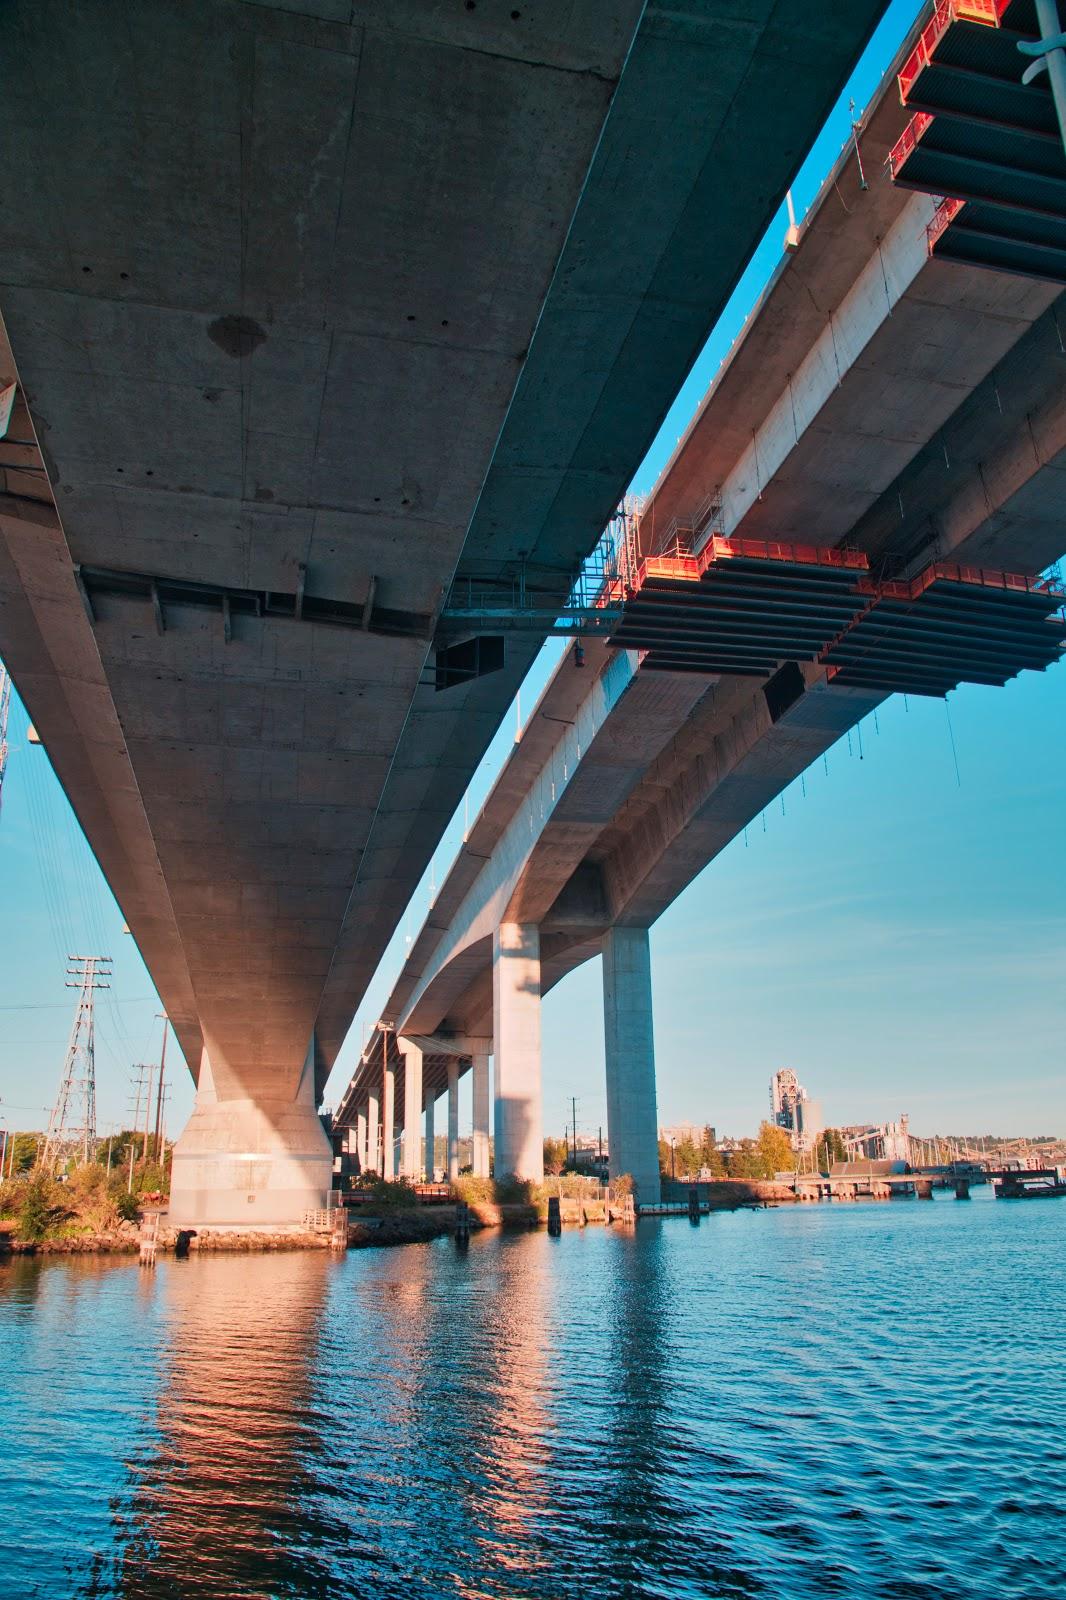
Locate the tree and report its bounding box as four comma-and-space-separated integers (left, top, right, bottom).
543, 1137, 567, 1176
756, 1121, 795, 1177
819, 1127, 848, 1170
6, 1132, 40, 1175
674, 1137, 700, 1179
700, 1125, 725, 1178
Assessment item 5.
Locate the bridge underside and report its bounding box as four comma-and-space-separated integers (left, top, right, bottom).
0, 2, 890, 1221
332, 7, 1066, 1210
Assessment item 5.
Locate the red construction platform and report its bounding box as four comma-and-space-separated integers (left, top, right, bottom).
819, 561, 1065, 697
890, 1, 1066, 283
605, 537, 871, 677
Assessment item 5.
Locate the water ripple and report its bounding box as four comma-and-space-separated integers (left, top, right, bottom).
1, 1194, 1063, 1598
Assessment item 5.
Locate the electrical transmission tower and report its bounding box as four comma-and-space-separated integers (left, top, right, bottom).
41, 955, 112, 1171
0, 662, 11, 816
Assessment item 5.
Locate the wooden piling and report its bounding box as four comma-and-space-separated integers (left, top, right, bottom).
455, 1200, 470, 1247
547, 1195, 562, 1236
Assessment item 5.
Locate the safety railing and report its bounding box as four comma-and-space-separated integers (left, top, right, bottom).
927, 195, 966, 250
850, 559, 1065, 606
698, 536, 869, 574
888, 111, 934, 180
898, 0, 1008, 106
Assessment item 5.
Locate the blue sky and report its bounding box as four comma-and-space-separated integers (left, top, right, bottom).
1, 1, 1063, 1145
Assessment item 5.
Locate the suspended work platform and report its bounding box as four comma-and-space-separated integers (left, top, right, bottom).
604, 538, 869, 677
602, 532, 1064, 698
890, 0, 1066, 284
819, 562, 1065, 697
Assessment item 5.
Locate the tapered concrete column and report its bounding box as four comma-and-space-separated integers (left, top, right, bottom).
400, 1039, 423, 1179
382, 1056, 396, 1180
169, 1038, 332, 1226
602, 926, 661, 1204
356, 1104, 368, 1172
447, 1059, 460, 1180
493, 922, 543, 1182
425, 1091, 436, 1182
367, 1088, 380, 1176
472, 1051, 490, 1177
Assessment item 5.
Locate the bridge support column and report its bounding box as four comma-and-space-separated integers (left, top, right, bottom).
382, 1054, 396, 1180
401, 1039, 423, 1180
356, 1103, 368, 1173
168, 1039, 333, 1227
425, 1090, 436, 1182
366, 1087, 380, 1176
447, 1059, 460, 1180
602, 927, 661, 1205
493, 922, 543, 1183
472, 1051, 490, 1177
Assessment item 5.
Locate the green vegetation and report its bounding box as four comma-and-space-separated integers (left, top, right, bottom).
13, 1174, 68, 1242
659, 1121, 798, 1183
350, 1175, 420, 1210
819, 1128, 849, 1168
542, 1136, 568, 1175
0, 1137, 173, 1244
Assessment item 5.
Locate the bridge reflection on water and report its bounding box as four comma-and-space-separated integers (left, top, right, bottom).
2, 1198, 1064, 1599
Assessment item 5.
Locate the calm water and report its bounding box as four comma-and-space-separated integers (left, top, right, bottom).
1, 1192, 1063, 1599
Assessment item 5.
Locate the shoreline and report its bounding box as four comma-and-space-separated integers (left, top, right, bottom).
0, 1183, 798, 1257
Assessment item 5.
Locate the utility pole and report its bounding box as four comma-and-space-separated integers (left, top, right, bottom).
152, 1015, 169, 1162
141, 1058, 156, 1161
570, 1096, 578, 1163
129, 1063, 150, 1192
41, 955, 111, 1171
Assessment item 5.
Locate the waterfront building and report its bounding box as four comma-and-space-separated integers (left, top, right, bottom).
769, 1070, 823, 1153
843, 1117, 911, 1164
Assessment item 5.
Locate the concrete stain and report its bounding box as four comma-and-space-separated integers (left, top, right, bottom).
207, 315, 267, 359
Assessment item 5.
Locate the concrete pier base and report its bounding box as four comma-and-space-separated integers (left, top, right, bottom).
602, 927, 661, 1205
169, 1049, 332, 1227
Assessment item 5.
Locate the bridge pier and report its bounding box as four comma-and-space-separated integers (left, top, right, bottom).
382, 1055, 396, 1179
447, 1059, 460, 1180
602, 927, 661, 1205
356, 1104, 368, 1174
492, 922, 544, 1183
472, 1050, 491, 1177
424, 1089, 436, 1182
169, 1042, 333, 1227
401, 1039, 424, 1180
366, 1087, 380, 1177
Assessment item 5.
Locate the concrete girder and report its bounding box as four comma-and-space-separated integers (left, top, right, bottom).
848, 303, 1066, 577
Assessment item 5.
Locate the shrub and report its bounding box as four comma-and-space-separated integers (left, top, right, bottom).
111, 1185, 140, 1223
18, 1174, 68, 1242
449, 1175, 496, 1205
610, 1172, 635, 1201
359, 1177, 419, 1211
